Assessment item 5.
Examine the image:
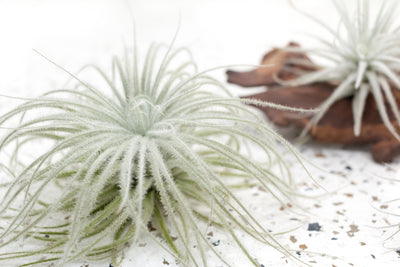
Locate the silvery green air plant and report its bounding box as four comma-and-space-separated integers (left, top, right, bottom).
0, 43, 309, 266
288, 0, 400, 139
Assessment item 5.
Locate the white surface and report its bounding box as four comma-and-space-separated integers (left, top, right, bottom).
1, 0, 400, 266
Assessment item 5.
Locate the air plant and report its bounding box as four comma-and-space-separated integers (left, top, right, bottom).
287, 0, 400, 139
0, 41, 309, 266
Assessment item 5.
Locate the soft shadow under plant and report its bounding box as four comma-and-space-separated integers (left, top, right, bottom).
0, 43, 308, 266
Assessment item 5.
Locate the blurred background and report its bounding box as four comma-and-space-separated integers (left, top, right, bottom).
0, 0, 352, 98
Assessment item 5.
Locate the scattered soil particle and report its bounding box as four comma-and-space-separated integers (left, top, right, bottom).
138, 243, 146, 247
331, 237, 337, 240
207, 231, 213, 237
64, 215, 71, 220
347, 225, 359, 237
163, 259, 170, 265
372, 220, 376, 224
344, 193, 353, 198
336, 210, 345, 216
147, 222, 157, 232
345, 166, 352, 171
332, 265, 337, 267
380, 204, 388, 209
80, 265, 89, 267
257, 186, 267, 192
212, 240, 220, 246
315, 152, 326, 158
314, 204, 321, 208
299, 244, 308, 250
333, 202, 343, 206
308, 223, 322, 231
287, 203, 293, 208
372, 196, 379, 201
333, 231, 339, 235
280, 206, 285, 211
360, 242, 366, 246
349, 264, 354, 266
386, 166, 396, 172
309, 261, 317, 263
290, 236, 297, 243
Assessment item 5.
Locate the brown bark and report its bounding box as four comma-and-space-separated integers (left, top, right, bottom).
226, 42, 318, 87
227, 43, 400, 162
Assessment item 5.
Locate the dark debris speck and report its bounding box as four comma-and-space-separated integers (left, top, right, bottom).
109, 264, 114, 267
308, 223, 322, 231
396, 250, 400, 256
296, 251, 301, 257
212, 240, 220, 246
331, 237, 337, 240
44, 234, 50, 238
371, 254, 376, 259
147, 222, 157, 232
345, 165, 352, 171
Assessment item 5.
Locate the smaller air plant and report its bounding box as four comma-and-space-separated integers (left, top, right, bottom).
0, 42, 309, 266
287, 0, 400, 139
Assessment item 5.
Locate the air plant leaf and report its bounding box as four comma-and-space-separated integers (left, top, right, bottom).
0, 43, 309, 266
289, 0, 400, 140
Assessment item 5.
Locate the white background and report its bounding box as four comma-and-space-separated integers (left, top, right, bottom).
1, 0, 400, 266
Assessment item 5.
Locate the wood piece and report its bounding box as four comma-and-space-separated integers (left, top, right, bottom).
226, 42, 318, 87
227, 43, 400, 162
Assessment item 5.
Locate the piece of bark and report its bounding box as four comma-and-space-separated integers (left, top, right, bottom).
242, 84, 400, 162
227, 43, 400, 162
226, 42, 318, 87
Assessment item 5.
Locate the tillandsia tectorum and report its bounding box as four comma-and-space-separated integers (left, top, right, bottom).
287, 0, 400, 139
0, 41, 312, 266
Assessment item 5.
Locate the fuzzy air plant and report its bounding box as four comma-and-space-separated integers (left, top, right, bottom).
288, 0, 400, 139
0, 43, 307, 266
